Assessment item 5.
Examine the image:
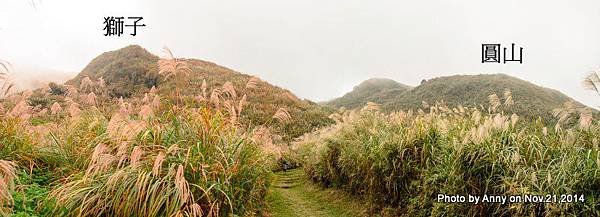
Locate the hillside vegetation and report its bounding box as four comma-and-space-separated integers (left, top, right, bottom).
68, 45, 333, 142
326, 74, 593, 121
0, 45, 335, 216
293, 103, 600, 216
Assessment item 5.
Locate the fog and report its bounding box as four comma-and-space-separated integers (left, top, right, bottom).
1, 0, 599, 106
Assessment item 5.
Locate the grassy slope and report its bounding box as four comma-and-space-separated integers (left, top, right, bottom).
326, 74, 593, 122
267, 169, 369, 217
66, 45, 333, 142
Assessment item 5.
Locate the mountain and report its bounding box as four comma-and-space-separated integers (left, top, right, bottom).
326, 74, 594, 121
67, 45, 160, 98
66, 45, 333, 141
326, 78, 412, 109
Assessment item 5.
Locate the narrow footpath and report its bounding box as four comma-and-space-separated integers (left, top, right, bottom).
267, 169, 367, 217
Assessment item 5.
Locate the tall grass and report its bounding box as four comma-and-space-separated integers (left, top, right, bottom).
0, 60, 280, 216
294, 103, 600, 216
50, 108, 270, 216
0, 61, 18, 215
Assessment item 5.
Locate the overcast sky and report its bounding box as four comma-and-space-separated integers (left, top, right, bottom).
1, 0, 599, 106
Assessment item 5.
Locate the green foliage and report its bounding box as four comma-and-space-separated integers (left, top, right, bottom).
48, 82, 67, 96
295, 108, 600, 216
11, 169, 55, 217
27, 92, 62, 109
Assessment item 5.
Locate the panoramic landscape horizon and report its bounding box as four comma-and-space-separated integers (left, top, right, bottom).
2, 0, 600, 106
1, 0, 600, 216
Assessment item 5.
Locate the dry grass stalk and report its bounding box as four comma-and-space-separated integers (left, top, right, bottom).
126, 121, 146, 141
273, 107, 292, 123
552, 101, 576, 125
67, 101, 81, 117
118, 101, 132, 116
224, 100, 237, 124
0, 61, 13, 97
142, 93, 150, 103
503, 89, 514, 106
130, 146, 143, 166
149, 86, 157, 95
0, 60, 9, 76
66, 85, 78, 98
201, 79, 207, 93
97, 77, 106, 88
85, 144, 115, 176
210, 89, 222, 107
85, 92, 97, 106
222, 82, 237, 99
107, 113, 127, 138
252, 126, 280, 157
80, 76, 94, 92
583, 71, 600, 95
175, 164, 191, 203
188, 203, 203, 217
151, 95, 161, 110
115, 142, 129, 167
50, 102, 62, 115
510, 113, 519, 127
488, 93, 501, 112
245, 77, 259, 89
0, 79, 13, 98
36, 108, 48, 117
139, 104, 154, 119
9, 100, 32, 120
152, 152, 166, 176
0, 160, 16, 210
238, 94, 247, 117
158, 47, 192, 79
20, 90, 33, 102
578, 108, 592, 129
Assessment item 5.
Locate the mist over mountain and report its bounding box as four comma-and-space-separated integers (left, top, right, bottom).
8, 65, 74, 94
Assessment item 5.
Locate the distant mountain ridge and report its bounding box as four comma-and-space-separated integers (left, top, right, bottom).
326, 74, 594, 121
326, 78, 412, 109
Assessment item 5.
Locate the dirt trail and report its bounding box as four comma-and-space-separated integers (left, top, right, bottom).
267, 169, 366, 217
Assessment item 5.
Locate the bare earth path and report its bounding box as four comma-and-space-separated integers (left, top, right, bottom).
267, 169, 367, 217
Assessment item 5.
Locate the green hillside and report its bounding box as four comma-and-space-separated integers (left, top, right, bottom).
327, 74, 593, 121
325, 78, 411, 109
67, 45, 333, 142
